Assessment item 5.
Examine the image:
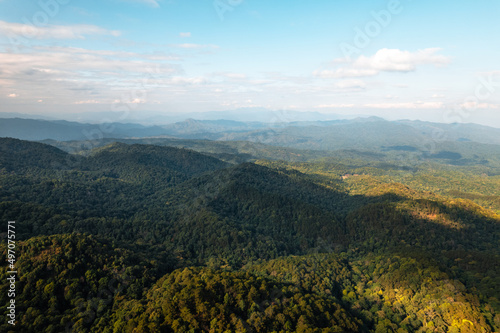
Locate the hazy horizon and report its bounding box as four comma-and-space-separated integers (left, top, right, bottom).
2, 108, 500, 130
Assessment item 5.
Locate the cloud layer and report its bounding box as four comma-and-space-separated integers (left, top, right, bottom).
315, 48, 450, 78
353, 48, 450, 72
0, 20, 120, 40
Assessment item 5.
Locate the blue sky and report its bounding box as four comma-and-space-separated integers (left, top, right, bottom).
0, 0, 499, 126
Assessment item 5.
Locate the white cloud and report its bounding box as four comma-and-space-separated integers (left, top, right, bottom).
0, 46, 180, 105
0, 48, 179, 78
364, 102, 444, 109
169, 77, 207, 85
353, 48, 450, 72
179, 32, 191, 38
112, 98, 145, 104
8, 93, 17, 98
461, 102, 500, 109
315, 101, 447, 109
0, 20, 120, 40
36, 46, 179, 61
315, 48, 450, 79
313, 68, 378, 78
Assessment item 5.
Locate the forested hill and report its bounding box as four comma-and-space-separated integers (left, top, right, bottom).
1, 138, 228, 178
85, 142, 229, 179
0, 137, 75, 171
1, 138, 499, 332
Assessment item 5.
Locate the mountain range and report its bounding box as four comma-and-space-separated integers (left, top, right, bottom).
2, 116, 500, 148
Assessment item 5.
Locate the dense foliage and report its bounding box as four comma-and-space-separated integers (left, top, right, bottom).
1, 138, 499, 332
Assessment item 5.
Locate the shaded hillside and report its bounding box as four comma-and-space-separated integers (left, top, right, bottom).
0, 139, 229, 225
84, 142, 229, 183
0, 137, 77, 171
